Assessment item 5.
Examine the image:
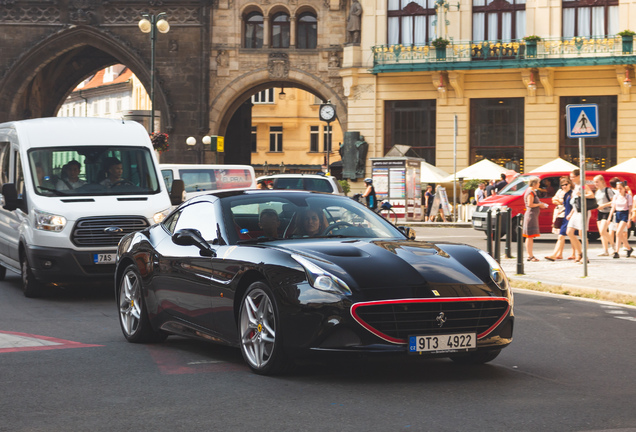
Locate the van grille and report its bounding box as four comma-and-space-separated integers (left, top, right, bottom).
71, 217, 149, 247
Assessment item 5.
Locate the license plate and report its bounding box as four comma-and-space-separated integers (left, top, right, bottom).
409, 333, 476, 354
93, 253, 115, 264
473, 219, 483, 227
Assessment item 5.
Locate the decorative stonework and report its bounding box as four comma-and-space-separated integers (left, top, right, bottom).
103, 6, 200, 25
0, 6, 60, 23
68, 0, 100, 24
268, 53, 289, 79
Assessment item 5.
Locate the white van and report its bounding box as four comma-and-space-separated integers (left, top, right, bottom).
160, 163, 256, 200
0, 117, 177, 297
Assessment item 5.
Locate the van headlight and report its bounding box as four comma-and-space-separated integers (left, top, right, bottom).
34, 209, 67, 232
153, 208, 171, 224
478, 250, 509, 290
292, 254, 351, 296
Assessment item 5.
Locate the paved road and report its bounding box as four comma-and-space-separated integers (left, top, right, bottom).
2, 269, 636, 431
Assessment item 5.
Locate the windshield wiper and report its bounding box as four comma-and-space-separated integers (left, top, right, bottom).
36, 186, 65, 196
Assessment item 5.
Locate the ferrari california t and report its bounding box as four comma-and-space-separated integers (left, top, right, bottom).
115, 190, 513, 375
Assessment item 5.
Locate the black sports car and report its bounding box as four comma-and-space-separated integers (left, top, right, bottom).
116, 190, 513, 375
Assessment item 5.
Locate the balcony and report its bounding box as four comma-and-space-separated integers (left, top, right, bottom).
372, 36, 636, 73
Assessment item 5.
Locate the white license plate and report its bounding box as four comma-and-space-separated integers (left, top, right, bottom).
473, 219, 483, 227
93, 253, 115, 264
409, 333, 476, 354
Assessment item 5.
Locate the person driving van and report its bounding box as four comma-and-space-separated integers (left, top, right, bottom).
56, 160, 87, 191
100, 157, 125, 187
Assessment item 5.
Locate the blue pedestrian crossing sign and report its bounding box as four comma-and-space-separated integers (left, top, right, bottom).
566, 104, 599, 138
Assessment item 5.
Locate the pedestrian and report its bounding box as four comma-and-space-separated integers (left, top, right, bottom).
607, 177, 621, 253
566, 169, 594, 263
593, 175, 614, 256
495, 173, 507, 193
545, 177, 575, 261
424, 185, 434, 220
485, 180, 496, 197
361, 177, 377, 211
607, 180, 633, 258
523, 176, 548, 262
474, 182, 486, 204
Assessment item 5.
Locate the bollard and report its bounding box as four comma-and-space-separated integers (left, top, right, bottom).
494, 208, 501, 263
516, 214, 524, 275
504, 208, 512, 259
486, 208, 493, 257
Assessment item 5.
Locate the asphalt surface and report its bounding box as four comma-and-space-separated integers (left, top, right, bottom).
409, 222, 636, 299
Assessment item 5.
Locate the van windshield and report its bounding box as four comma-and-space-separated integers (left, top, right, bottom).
29, 146, 161, 196
496, 175, 530, 196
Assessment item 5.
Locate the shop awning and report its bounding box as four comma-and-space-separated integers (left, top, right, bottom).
607, 158, 636, 174
529, 158, 578, 173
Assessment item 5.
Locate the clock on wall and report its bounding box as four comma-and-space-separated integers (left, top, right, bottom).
319, 102, 336, 123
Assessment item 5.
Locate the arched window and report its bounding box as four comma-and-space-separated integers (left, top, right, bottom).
244, 12, 264, 48
472, 0, 526, 42
562, 0, 618, 38
297, 12, 317, 49
271, 12, 290, 48
387, 0, 436, 46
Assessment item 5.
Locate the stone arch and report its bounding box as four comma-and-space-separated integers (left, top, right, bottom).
265, 4, 293, 17
0, 25, 171, 130
209, 68, 347, 138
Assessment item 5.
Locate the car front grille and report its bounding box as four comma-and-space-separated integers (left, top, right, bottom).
350, 297, 510, 344
71, 216, 149, 247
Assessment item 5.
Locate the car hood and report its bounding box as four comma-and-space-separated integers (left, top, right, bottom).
275, 239, 489, 297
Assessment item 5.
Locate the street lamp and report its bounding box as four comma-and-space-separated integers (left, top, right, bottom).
186, 136, 210, 164
139, 12, 170, 134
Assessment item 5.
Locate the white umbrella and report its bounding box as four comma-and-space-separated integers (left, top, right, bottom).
607, 157, 636, 173
529, 158, 578, 173
420, 161, 450, 183
441, 159, 507, 182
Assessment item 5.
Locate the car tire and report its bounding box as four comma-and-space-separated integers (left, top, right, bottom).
21, 254, 42, 298
238, 281, 291, 375
450, 349, 501, 365
117, 264, 167, 343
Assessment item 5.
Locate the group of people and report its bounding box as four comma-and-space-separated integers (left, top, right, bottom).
475, 173, 509, 205
523, 168, 635, 262
35, 157, 127, 191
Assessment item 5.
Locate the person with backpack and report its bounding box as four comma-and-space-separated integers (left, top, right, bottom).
362, 178, 377, 210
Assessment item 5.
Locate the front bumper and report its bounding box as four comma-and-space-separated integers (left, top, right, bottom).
25, 244, 116, 285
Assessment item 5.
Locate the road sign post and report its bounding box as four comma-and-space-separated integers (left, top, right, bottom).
566, 104, 599, 277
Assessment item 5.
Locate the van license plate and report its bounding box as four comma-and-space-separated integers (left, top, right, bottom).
94, 253, 115, 264
473, 219, 482, 227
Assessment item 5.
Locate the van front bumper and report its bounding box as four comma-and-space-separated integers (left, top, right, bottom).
25, 244, 116, 285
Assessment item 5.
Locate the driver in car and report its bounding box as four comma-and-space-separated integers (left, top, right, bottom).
295, 208, 327, 237
100, 157, 127, 187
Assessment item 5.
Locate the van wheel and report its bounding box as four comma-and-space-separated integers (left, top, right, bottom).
21, 255, 42, 298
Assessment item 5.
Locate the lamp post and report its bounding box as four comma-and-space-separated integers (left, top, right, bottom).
139, 12, 170, 134
186, 136, 210, 164
319, 100, 337, 175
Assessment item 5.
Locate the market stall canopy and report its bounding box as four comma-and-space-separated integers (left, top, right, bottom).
420, 161, 450, 183
607, 157, 636, 173
529, 158, 578, 173
441, 159, 507, 182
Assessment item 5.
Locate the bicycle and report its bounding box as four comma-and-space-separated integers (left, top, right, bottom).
352, 194, 398, 224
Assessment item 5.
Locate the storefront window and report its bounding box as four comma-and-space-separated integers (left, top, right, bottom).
560, 96, 616, 169
470, 98, 525, 172
384, 100, 436, 164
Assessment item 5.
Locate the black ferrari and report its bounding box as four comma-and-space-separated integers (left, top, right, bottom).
115, 190, 513, 375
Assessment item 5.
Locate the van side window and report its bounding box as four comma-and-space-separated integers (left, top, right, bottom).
0, 142, 9, 186
15, 151, 24, 198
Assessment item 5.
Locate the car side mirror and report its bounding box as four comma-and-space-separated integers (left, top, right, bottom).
2, 183, 21, 211
172, 228, 216, 257
170, 179, 186, 205
398, 226, 416, 240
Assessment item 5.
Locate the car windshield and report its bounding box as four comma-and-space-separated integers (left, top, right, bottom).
222, 193, 404, 243
29, 146, 161, 196
496, 175, 531, 197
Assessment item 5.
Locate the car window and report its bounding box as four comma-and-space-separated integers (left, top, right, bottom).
497, 175, 529, 196
304, 178, 333, 193
537, 176, 559, 199
273, 177, 303, 190
162, 169, 174, 193
169, 201, 218, 242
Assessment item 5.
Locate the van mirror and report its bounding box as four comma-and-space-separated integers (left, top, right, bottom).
1, 183, 21, 211
170, 179, 186, 205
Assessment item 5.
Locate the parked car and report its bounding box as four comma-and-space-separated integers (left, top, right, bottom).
160, 164, 256, 201
0, 117, 176, 297
256, 173, 344, 195
115, 190, 514, 375
471, 170, 636, 240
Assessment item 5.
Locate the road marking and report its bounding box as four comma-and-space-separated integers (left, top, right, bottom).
0, 330, 102, 353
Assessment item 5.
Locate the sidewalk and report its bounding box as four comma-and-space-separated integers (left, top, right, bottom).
499, 249, 636, 298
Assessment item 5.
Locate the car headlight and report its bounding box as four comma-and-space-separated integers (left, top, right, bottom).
478, 250, 508, 290
292, 254, 351, 296
34, 209, 67, 232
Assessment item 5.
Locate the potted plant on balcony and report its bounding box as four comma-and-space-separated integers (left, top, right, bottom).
431, 37, 450, 60
523, 35, 541, 58
618, 30, 636, 54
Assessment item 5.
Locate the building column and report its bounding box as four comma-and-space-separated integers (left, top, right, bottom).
290, 15, 296, 48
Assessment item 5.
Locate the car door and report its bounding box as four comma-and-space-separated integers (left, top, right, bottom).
152, 200, 229, 332
0, 145, 24, 266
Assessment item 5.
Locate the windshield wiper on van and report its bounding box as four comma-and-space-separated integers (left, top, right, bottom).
36, 186, 65, 196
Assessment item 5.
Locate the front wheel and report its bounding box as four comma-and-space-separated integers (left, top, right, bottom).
118, 264, 167, 343
238, 281, 291, 375
21, 254, 42, 298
